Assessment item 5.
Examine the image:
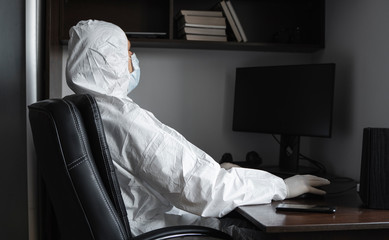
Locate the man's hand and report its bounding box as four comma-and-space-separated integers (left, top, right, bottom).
220, 162, 241, 170
284, 174, 330, 199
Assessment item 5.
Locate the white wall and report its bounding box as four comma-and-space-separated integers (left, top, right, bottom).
62, 47, 312, 167
310, 0, 389, 180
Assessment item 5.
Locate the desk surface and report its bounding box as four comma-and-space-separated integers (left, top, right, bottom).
236, 178, 389, 233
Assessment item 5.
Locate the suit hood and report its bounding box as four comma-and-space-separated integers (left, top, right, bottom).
66, 20, 137, 98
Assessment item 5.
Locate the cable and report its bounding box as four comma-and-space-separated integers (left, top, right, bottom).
271, 134, 281, 144
325, 185, 358, 196
328, 176, 356, 183
271, 134, 327, 173
299, 153, 327, 173
271, 135, 358, 195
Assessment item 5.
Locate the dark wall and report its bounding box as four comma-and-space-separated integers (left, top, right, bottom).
0, 0, 29, 239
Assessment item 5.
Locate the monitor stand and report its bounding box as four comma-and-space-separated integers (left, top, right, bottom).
279, 134, 300, 172
262, 134, 322, 178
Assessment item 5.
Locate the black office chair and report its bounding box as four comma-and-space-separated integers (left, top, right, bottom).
28, 94, 232, 240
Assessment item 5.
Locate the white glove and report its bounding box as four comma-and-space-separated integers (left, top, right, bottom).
284, 175, 330, 199
220, 162, 241, 170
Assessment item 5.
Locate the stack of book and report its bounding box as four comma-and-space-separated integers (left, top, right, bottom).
176, 10, 227, 42
214, 0, 247, 42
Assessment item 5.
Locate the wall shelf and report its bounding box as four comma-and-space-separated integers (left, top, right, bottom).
58, 0, 325, 52
130, 39, 323, 52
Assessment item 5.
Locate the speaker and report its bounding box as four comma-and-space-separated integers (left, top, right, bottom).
246, 151, 262, 166
359, 127, 389, 209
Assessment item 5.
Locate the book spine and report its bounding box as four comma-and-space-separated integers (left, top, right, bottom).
215, 0, 242, 42
226, 0, 247, 42
183, 15, 226, 27
177, 15, 227, 29
184, 34, 227, 42
178, 27, 226, 37
179, 10, 223, 17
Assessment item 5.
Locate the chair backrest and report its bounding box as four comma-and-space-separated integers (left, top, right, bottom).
28, 94, 131, 240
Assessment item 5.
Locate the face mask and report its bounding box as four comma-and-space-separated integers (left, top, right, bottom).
128, 53, 141, 94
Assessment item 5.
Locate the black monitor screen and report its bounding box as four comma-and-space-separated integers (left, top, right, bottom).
233, 63, 335, 138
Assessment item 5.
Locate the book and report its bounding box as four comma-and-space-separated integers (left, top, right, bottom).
178, 27, 226, 38
214, 0, 242, 42
226, 0, 247, 42
183, 34, 227, 42
178, 10, 223, 17
177, 15, 226, 29
176, 9, 228, 42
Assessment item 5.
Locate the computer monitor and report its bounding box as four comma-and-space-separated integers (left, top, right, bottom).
232, 63, 335, 175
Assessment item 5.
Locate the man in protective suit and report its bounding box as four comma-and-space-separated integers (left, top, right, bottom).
66, 20, 330, 239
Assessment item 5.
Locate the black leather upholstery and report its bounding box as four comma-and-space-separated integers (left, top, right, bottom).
29, 97, 129, 240
64, 94, 132, 238
28, 94, 232, 240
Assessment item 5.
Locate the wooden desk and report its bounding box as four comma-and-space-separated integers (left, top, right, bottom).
236, 180, 389, 240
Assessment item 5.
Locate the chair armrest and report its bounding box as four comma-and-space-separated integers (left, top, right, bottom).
133, 225, 232, 240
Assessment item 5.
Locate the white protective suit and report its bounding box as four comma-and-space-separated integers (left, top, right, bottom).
66, 20, 287, 236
